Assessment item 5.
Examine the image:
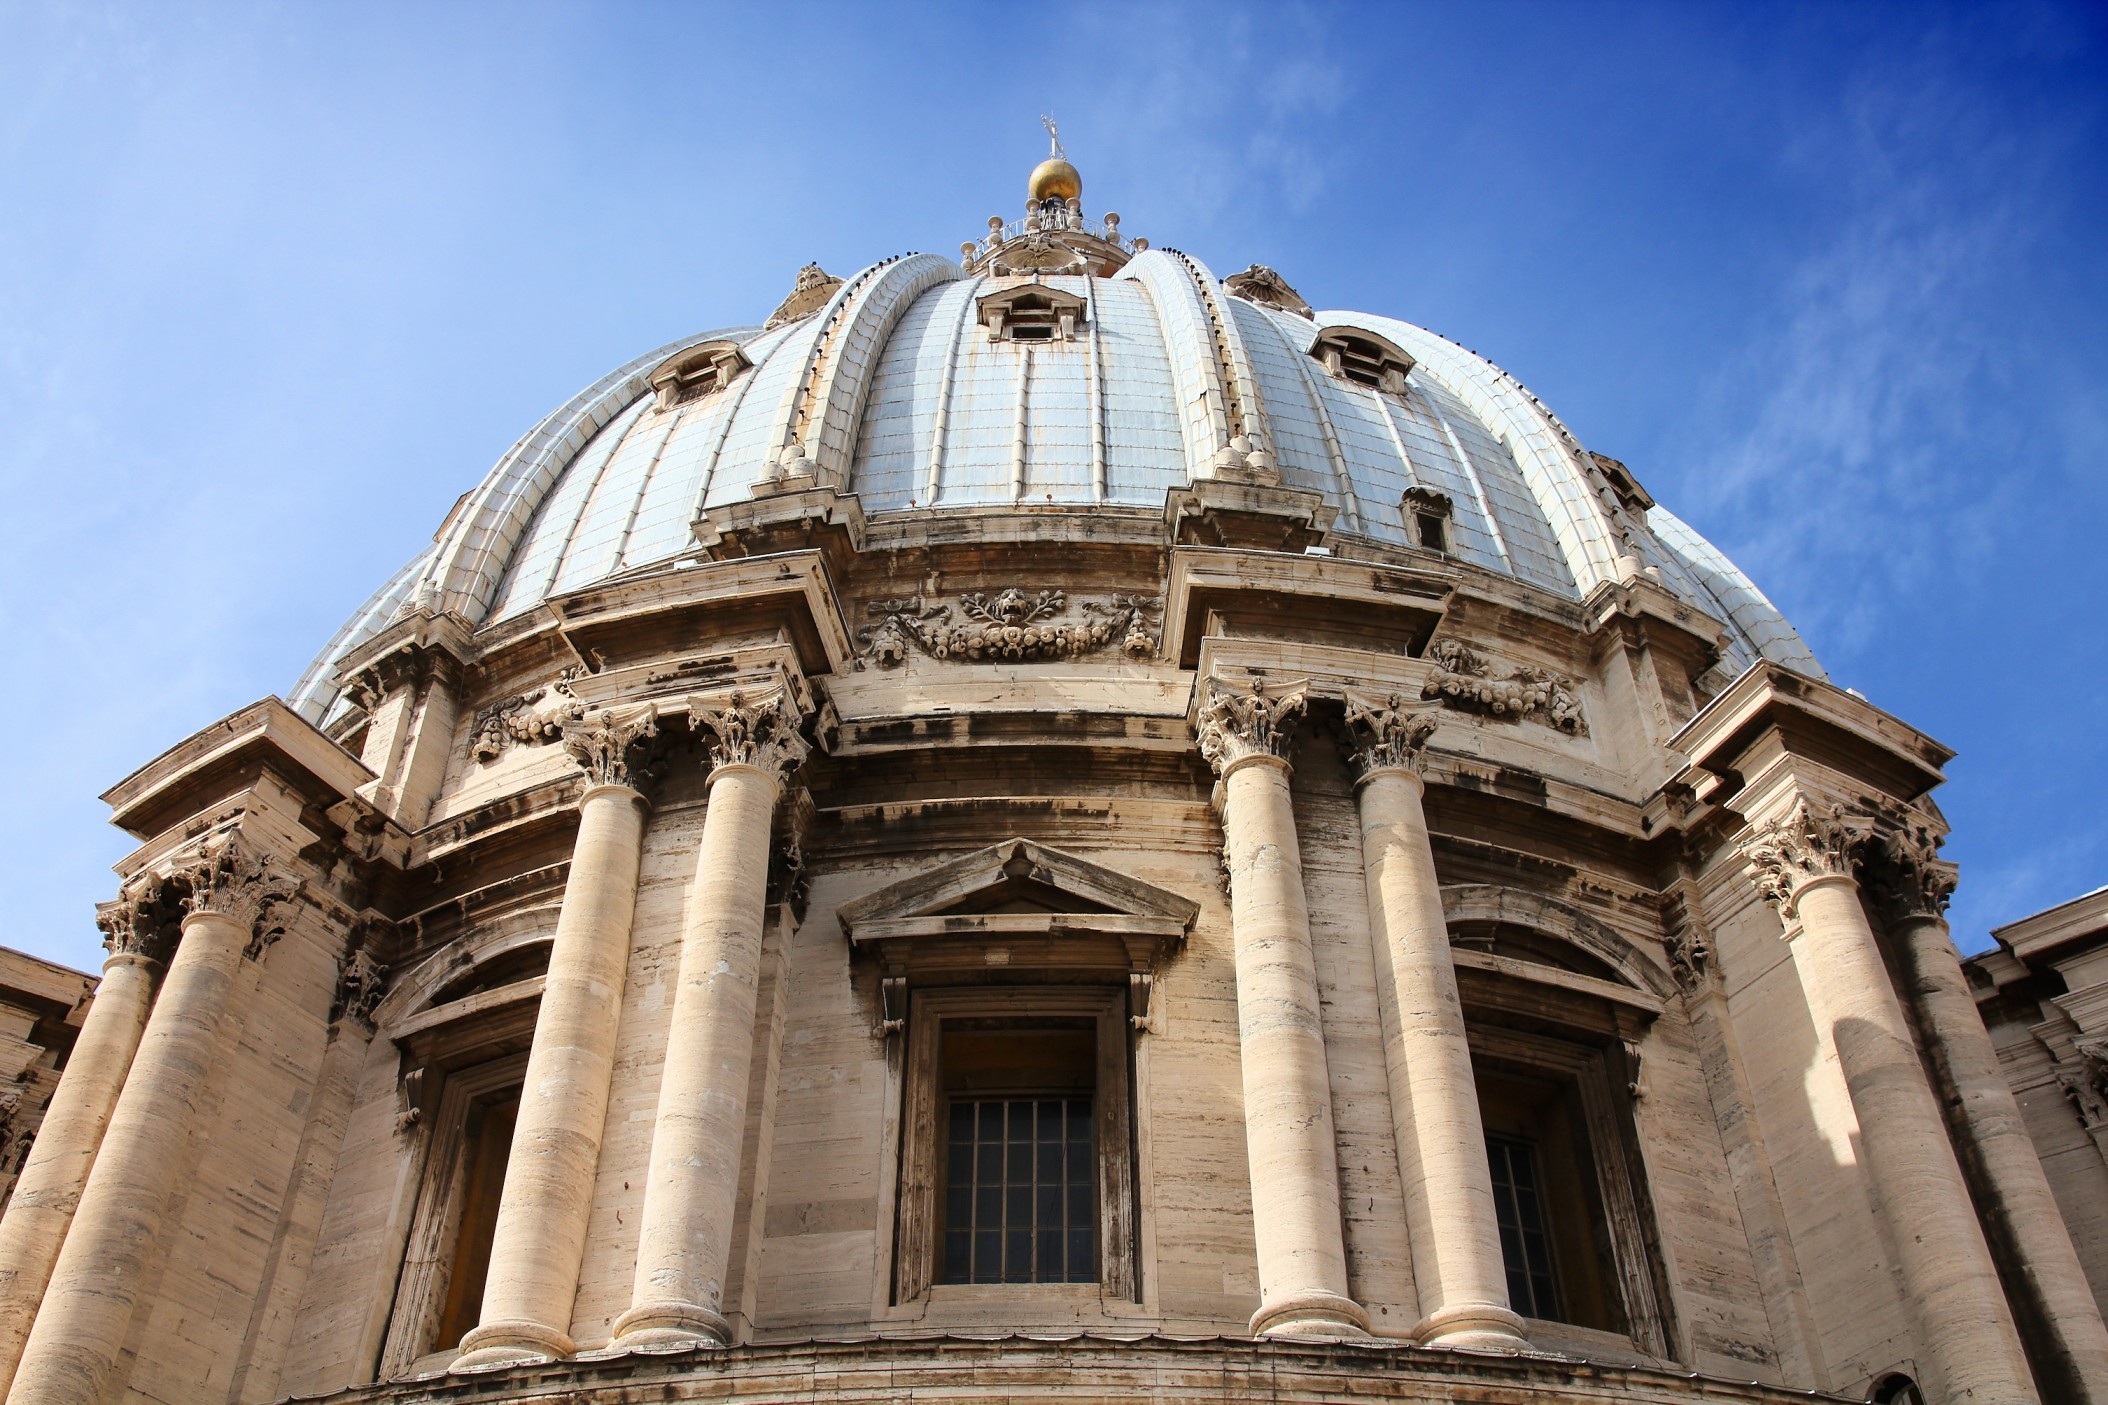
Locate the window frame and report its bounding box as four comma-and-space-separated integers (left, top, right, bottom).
892, 986, 1136, 1307
1459, 961, 1678, 1361
376, 975, 543, 1378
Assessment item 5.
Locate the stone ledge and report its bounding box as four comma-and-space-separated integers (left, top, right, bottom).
310, 1332, 1855, 1404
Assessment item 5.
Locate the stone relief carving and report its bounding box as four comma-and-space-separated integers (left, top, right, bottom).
1420, 638, 1587, 736
2058, 1039, 2108, 1129
1224, 264, 1313, 320
1738, 800, 1872, 917
768, 834, 809, 921
1340, 690, 1441, 777
334, 948, 390, 1032
764, 262, 844, 331
1866, 812, 1960, 923
562, 706, 660, 790
855, 588, 1159, 669
174, 835, 302, 959
471, 665, 586, 763
94, 873, 172, 962
1195, 677, 1307, 773
689, 690, 810, 778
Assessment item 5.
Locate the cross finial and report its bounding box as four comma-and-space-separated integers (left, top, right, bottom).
1041, 114, 1064, 159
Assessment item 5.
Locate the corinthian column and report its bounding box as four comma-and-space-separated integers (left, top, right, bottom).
1741, 800, 2035, 1405
1869, 816, 2108, 1402
455, 708, 657, 1370
1197, 678, 1366, 1338
9, 835, 297, 1405
0, 888, 167, 1400
614, 689, 807, 1348
1341, 694, 1527, 1351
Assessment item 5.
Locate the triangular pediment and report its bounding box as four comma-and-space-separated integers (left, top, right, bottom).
837, 838, 1199, 931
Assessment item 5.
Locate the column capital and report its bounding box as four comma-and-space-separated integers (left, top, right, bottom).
1341, 689, 1441, 781
174, 833, 303, 956
93, 875, 174, 965
333, 947, 391, 1032
1864, 809, 1959, 925
688, 688, 809, 780
1196, 676, 1307, 775
562, 705, 660, 791
1737, 798, 1871, 919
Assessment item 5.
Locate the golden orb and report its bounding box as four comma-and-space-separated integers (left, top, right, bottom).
1028, 157, 1082, 204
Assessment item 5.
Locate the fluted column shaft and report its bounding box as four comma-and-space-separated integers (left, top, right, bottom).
1894, 910, 2108, 1400
1789, 873, 2036, 1405
8, 907, 252, 1405
1355, 764, 1527, 1350
0, 953, 156, 1400
454, 779, 649, 1368
615, 761, 780, 1346
1218, 749, 1365, 1337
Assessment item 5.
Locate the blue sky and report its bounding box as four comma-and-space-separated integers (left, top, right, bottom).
2, 2, 2103, 970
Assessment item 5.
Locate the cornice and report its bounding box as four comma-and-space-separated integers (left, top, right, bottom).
100, 696, 377, 843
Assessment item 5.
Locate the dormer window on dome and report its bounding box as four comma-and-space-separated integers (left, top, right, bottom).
977, 282, 1085, 344
648, 341, 751, 411
1311, 326, 1417, 395
1403, 486, 1454, 554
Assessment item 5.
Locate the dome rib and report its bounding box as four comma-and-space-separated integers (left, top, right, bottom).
417, 324, 760, 626
1115, 251, 1231, 480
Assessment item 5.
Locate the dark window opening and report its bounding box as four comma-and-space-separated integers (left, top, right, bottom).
937, 1024, 1096, 1285
435, 1091, 517, 1351
1486, 1134, 1560, 1320
1477, 1067, 1621, 1332
1009, 322, 1055, 341
1416, 511, 1449, 553
1872, 1375, 1925, 1405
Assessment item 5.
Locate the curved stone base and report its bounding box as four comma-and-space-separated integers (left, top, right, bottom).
610, 1299, 732, 1350
449, 1318, 574, 1372
339, 1332, 1856, 1404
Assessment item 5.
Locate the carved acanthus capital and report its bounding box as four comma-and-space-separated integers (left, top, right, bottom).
1341, 690, 1441, 778
1738, 800, 1872, 918
175, 835, 302, 944
562, 706, 660, 790
1196, 677, 1307, 774
1865, 813, 1959, 924
333, 948, 391, 1032
95, 873, 173, 963
688, 690, 810, 779
2057, 1038, 2108, 1129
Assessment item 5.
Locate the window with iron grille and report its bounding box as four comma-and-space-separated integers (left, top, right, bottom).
942, 1096, 1096, 1284
1486, 1133, 1561, 1321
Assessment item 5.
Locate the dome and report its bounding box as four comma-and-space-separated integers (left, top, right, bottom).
290, 236, 1817, 724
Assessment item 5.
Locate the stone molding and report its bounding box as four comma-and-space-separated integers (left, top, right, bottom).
1196, 677, 1307, 774
688, 689, 810, 779
561, 706, 660, 791
855, 588, 1160, 669
1340, 689, 1440, 779
1420, 638, 1587, 735
1738, 799, 1872, 919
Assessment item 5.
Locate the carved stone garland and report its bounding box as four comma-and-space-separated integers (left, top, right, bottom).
471, 665, 587, 763
688, 690, 810, 778
562, 706, 660, 790
856, 588, 1159, 669
1340, 690, 1441, 777
1738, 800, 1871, 917
1421, 638, 1587, 735
1196, 677, 1306, 773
